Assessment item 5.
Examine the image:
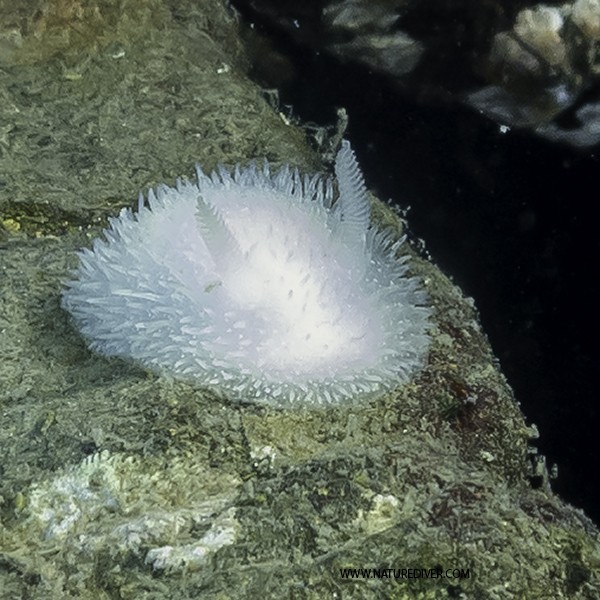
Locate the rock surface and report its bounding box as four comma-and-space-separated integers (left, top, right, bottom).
236, 0, 600, 147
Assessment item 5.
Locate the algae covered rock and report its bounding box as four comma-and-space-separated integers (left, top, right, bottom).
3, 450, 240, 591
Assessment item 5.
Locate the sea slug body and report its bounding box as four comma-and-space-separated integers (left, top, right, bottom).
62, 141, 431, 406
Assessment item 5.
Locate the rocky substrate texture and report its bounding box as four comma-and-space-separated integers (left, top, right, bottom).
235, 0, 600, 148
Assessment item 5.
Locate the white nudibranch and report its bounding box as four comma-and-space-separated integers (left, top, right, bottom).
62, 141, 431, 406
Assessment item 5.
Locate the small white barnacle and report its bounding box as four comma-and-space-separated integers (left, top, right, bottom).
62, 141, 431, 406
